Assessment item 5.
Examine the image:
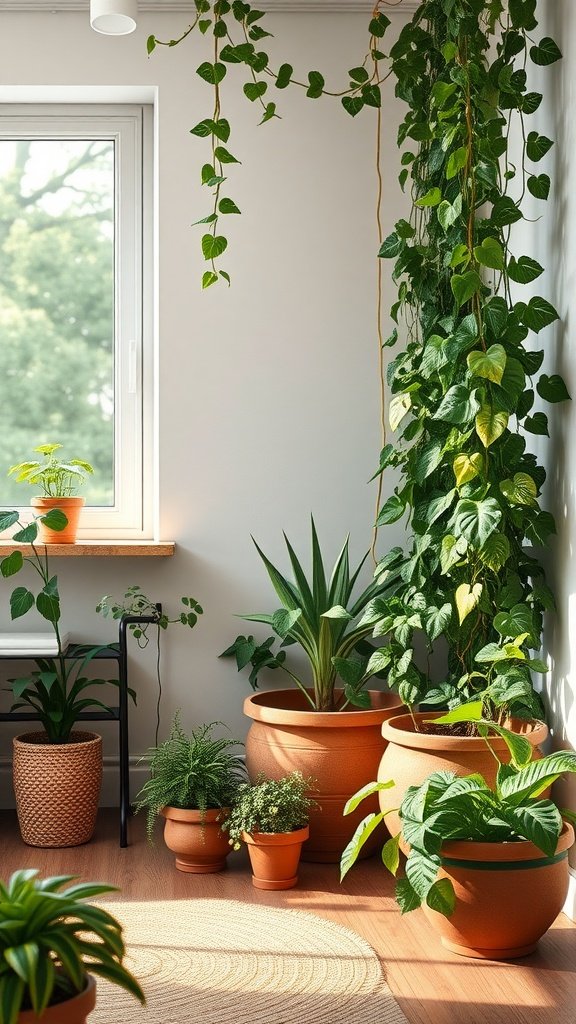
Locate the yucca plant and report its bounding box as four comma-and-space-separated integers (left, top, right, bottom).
0, 869, 144, 1024
220, 518, 403, 712
133, 714, 246, 840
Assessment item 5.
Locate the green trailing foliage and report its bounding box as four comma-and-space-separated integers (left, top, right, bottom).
133, 714, 246, 841
340, 714, 576, 918
0, 511, 125, 743
220, 518, 403, 712
0, 869, 144, 1024
147, 0, 390, 285
368, 0, 567, 719
96, 584, 203, 647
221, 770, 317, 848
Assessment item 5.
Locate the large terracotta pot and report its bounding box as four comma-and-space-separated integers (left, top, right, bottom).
377, 712, 548, 839
31, 496, 85, 544
423, 822, 575, 959
243, 826, 309, 890
244, 688, 403, 863
161, 806, 232, 872
19, 975, 96, 1023
13, 731, 102, 848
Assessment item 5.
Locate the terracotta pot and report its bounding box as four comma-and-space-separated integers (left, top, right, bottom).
243, 826, 309, 890
377, 712, 548, 839
18, 976, 96, 1024
422, 822, 575, 959
161, 806, 232, 872
244, 688, 404, 863
13, 732, 102, 848
31, 496, 85, 544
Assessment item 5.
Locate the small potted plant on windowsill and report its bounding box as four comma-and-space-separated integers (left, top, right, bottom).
341, 718, 576, 960
133, 713, 246, 873
0, 869, 144, 1024
8, 442, 94, 543
221, 771, 316, 890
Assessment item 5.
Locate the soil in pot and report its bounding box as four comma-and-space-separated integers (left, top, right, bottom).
422, 822, 575, 959
13, 731, 102, 847
161, 807, 232, 873
244, 688, 403, 863
243, 826, 309, 890
377, 712, 548, 839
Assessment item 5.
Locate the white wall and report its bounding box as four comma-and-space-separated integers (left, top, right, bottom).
0, 8, 411, 802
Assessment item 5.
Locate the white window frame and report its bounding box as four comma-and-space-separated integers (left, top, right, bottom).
0, 103, 154, 539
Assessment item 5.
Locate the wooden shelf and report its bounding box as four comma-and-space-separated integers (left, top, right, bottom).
0, 541, 175, 557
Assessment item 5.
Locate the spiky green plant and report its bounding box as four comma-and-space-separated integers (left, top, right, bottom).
133, 714, 246, 840
221, 771, 317, 849
220, 518, 403, 712
0, 869, 144, 1024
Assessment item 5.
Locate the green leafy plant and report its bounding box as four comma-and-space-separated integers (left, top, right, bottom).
220, 518, 403, 712
0, 510, 122, 743
97, 584, 203, 647
133, 713, 246, 840
8, 443, 94, 497
341, 717, 576, 917
147, 0, 390, 285
221, 770, 316, 849
0, 869, 144, 1024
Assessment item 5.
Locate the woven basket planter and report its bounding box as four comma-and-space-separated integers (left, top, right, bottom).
13, 731, 102, 848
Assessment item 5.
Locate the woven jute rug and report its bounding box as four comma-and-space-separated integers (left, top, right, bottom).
92, 898, 408, 1024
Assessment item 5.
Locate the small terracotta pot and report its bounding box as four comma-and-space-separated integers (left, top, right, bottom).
243, 826, 309, 890
19, 975, 96, 1023
423, 822, 575, 959
377, 712, 548, 839
13, 732, 102, 848
244, 688, 403, 863
31, 496, 85, 544
161, 807, 232, 872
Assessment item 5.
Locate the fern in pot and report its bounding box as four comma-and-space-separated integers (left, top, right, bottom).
133, 713, 246, 873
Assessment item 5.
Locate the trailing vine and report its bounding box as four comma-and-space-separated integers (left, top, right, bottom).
370, 0, 568, 722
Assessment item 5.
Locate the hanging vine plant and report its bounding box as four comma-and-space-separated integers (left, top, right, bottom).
148, 0, 567, 728
367, 0, 568, 724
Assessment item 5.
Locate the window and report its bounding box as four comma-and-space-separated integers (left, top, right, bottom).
0, 104, 153, 538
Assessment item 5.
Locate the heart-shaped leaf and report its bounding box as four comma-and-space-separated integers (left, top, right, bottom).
467, 343, 507, 383
475, 405, 509, 448
455, 582, 483, 625
453, 453, 484, 487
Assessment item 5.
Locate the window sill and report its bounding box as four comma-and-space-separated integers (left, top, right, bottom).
0, 541, 175, 557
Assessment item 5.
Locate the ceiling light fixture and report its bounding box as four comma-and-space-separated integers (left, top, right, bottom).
90, 0, 138, 35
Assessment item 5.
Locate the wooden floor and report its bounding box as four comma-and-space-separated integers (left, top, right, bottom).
2, 809, 575, 1024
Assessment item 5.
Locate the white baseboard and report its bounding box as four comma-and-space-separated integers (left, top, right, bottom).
0, 757, 150, 809
564, 868, 576, 922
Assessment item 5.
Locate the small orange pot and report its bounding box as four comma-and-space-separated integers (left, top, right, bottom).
243, 826, 309, 890
423, 822, 575, 959
244, 689, 403, 863
31, 496, 85, 544
161, 807, 232, 873
377, 712, 548, 839
19, 975, 96, 1023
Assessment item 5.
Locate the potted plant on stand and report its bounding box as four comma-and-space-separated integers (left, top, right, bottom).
0, 869, 144, 1024
220, 518, 404, 862
222, 771, 315, 890
133, 713, 246, 872
341, 717, 576, 960
8, 443, 94, 543
0, 508, 120, 847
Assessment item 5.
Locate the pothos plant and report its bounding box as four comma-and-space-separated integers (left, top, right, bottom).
365, 0, 567, 723
147, 0, 567, 726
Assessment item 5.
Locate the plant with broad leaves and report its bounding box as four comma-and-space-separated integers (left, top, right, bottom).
147, 0, 391, 285
0, 510, 126, 743
0, 869, 144, 1024
340, 715, 576, 918
219, 518, 403, 712
8, 442, 93, 497
363, 0, 567, 723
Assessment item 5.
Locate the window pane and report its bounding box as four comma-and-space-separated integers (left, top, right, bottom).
0, 138, 114, 506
